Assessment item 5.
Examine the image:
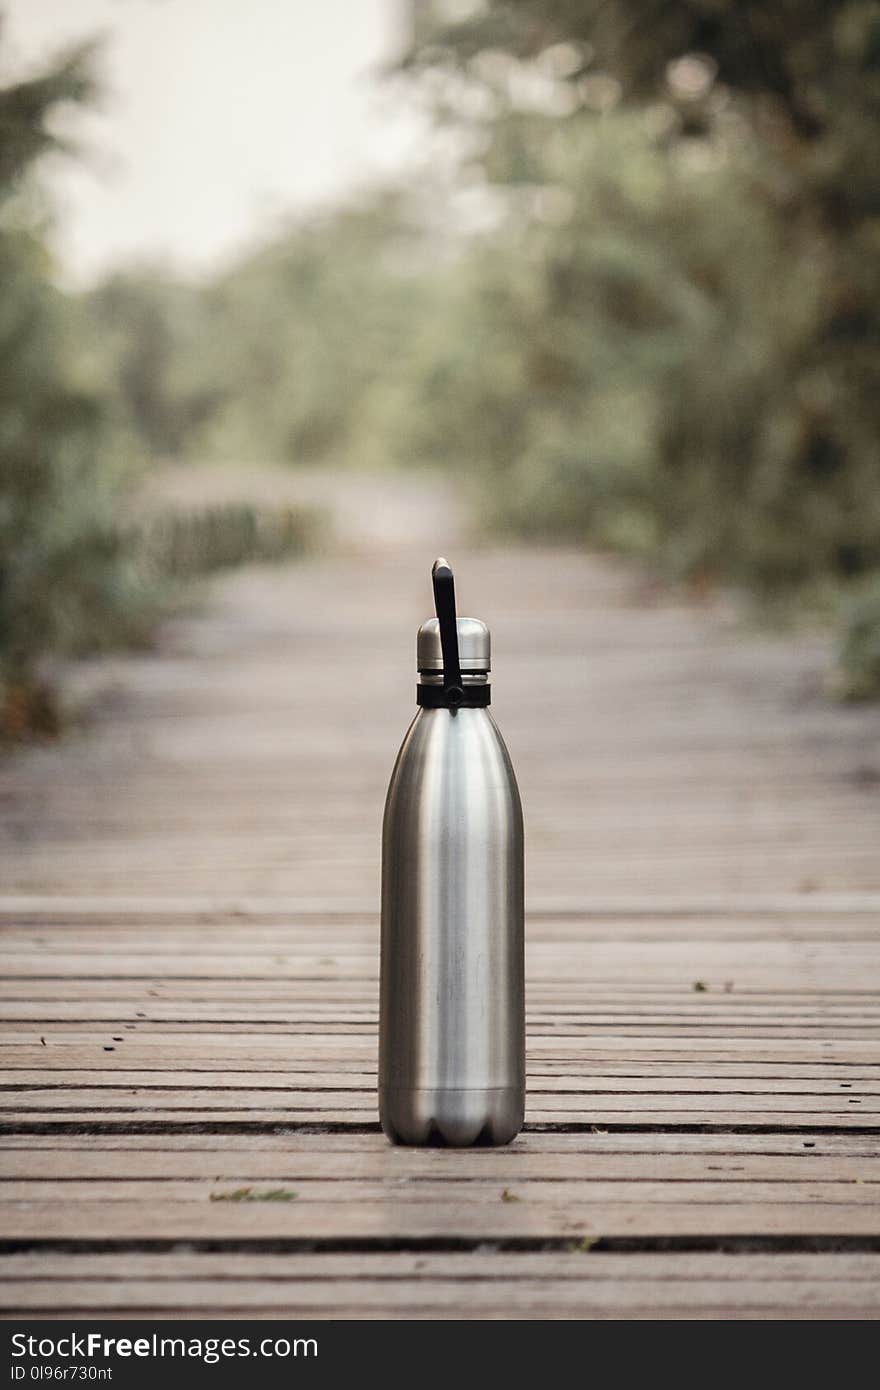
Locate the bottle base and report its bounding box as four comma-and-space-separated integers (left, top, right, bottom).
379, 1086, 524, 1147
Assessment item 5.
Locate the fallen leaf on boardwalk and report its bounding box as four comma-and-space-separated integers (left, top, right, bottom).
210, 1187, 298, 1203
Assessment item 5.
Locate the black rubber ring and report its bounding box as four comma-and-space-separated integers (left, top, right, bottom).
417, 684, 491, 708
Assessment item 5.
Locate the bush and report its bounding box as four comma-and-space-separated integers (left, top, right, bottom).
81, 194, 439, 472
836, 583, 880, 701
0, 37, 155, 733
134, 502, 320, 583
394, 1, 880, 689
0, 34, 319, 740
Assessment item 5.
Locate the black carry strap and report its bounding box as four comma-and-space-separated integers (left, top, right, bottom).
431, 558, 465, 707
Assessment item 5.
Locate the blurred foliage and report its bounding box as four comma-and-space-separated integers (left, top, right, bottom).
76, 1, 880, 693
136, 502, 320, 583
83, 195, 442, 470
393, 0, 880, 690
837, 580, 880, 700
84, 274, 218, 459
6, 2, 880, 714
0, 34, 152, 738
0, 26, 316, 740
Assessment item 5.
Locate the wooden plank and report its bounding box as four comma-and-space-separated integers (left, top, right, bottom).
0, 1096, 875, 1119
3, 1178, 879, 1205
8, 1251, 880, 1322
5, 1307, 873, 1321
2, 1087, 878, 1112
2, 1130, 874, 1151
8, 1129, 878, 1150
2, 1276, 878, 1316
3, 1306, 873, 1317
2, 1198, 877, 1239
4, 1035, 878, 1067
5, 1070, 879, 1092
3, 922, 880, 945
5, 1250, 879, 1282
3, 1112, 874, 1128
6, 987, 880, 1011
4, 1053, 878, 1078
4, 940, 879, 966
3, 893, 880, 918
1, 1150, 875, 1180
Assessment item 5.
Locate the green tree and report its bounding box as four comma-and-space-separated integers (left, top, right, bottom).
401, 1, 880, 681
184, 194, 441, 468
0, 30, 151, 734
85, 271, 220, 459
83, 192, 440, 471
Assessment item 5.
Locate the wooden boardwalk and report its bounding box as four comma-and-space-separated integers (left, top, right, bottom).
1, 474, 879, 1318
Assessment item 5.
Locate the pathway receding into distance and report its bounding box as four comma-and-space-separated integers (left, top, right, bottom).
1, 469, 879, 1319
2, 468, 878, 903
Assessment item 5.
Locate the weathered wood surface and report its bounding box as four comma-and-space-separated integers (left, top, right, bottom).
1, 475, 879, 1318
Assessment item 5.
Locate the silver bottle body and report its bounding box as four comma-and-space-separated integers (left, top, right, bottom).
379, 705, 525, 1145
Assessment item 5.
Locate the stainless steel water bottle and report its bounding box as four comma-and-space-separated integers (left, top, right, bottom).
379, 558, 525, 1146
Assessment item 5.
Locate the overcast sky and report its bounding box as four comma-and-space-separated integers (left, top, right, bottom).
2, 0, 425, 283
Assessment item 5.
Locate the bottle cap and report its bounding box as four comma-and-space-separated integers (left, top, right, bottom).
417, 616, 490, 673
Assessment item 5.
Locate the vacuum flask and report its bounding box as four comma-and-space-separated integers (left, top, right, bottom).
379, 558, 525, 1145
